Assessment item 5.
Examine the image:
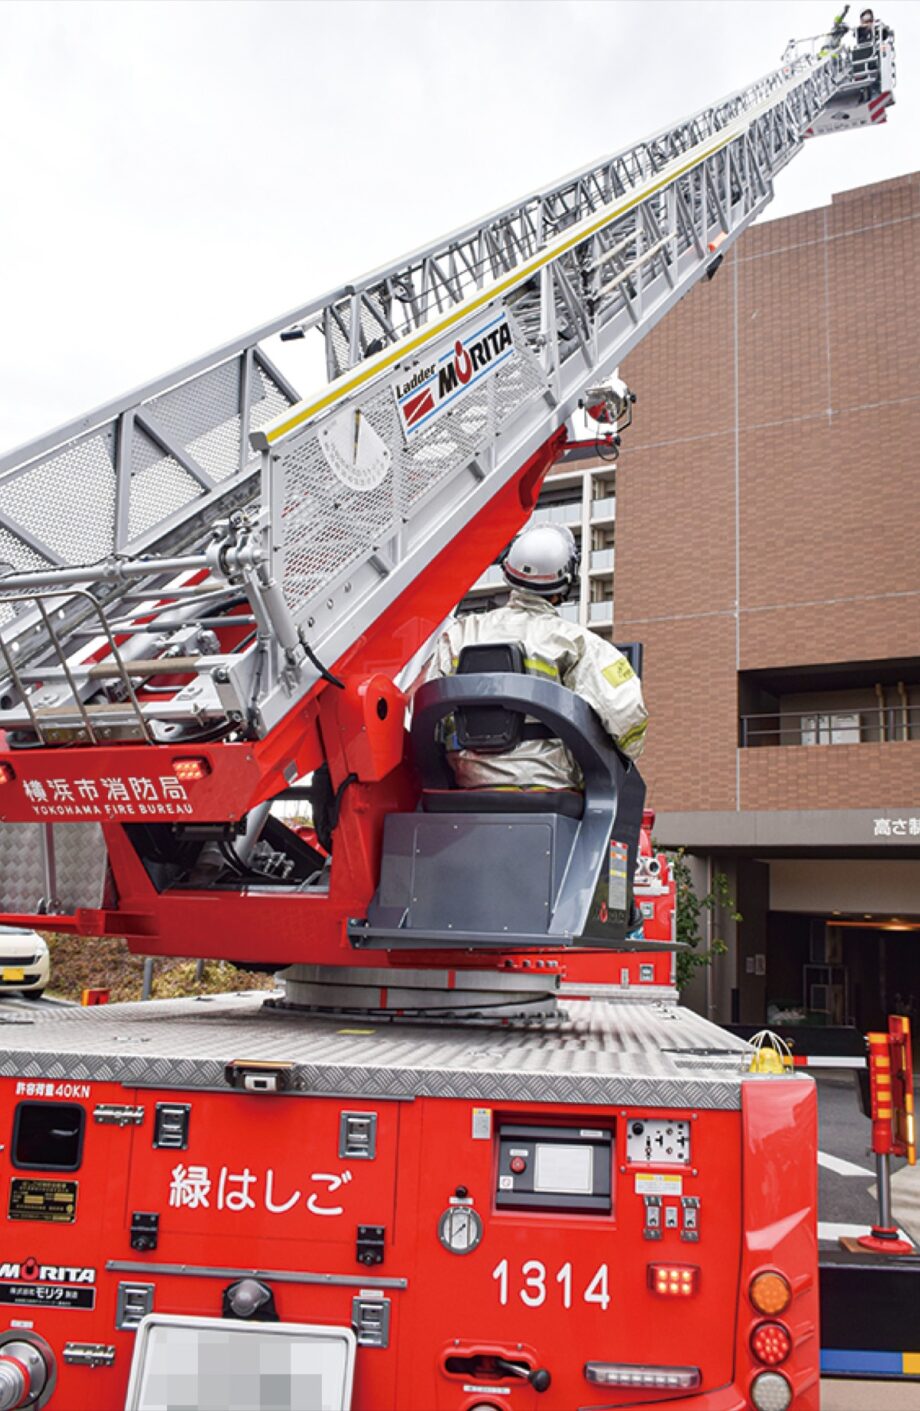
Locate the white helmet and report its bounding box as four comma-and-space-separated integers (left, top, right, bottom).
501, 523, 580, 599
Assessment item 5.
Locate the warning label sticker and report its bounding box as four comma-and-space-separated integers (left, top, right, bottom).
0, 1283, 95, 1310
9, 1179, 78, 1224
607, 839, 629, 914
634, 1173, 683, 1196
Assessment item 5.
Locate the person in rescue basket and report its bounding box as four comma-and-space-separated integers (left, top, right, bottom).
425, 522, 648, 792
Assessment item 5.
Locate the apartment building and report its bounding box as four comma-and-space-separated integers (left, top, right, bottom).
613, 172, 920, 1036
461, 435, 618, 632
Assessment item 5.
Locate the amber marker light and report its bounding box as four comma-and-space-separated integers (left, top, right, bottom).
0, 763, 15, 784
751, 1322, 792, 1367
171, 757, 211, 781
750, 1271, 791, 1316
648, 1264, 699, 1297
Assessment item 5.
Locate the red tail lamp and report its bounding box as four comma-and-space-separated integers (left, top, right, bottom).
751, 1322, 792, 1367
171, 757, 211, 781
648, 1264, 699, 1297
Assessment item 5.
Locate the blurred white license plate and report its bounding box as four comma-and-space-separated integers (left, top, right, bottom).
125, 1315, 356, 1411
1, 969, 25, 982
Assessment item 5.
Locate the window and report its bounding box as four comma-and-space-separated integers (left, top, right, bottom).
800, 712, 861, 746
12, 1102, 86, 1171
739, 660, 920, 748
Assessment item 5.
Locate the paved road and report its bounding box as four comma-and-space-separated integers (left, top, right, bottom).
815, 1070, 916, 1244
822, 1377, 920, 1408
0, 993, 74, 1012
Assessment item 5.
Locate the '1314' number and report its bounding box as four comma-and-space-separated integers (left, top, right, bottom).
491, 1258, 610, 1311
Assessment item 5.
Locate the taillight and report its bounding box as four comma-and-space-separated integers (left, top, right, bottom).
751, 1322, 792, 1366
171, 756, 211, 781
0, 762, 15, 784
750, 1369, 793, 1411
648, 1263, 699, 1297
750, 1270, 791, 1315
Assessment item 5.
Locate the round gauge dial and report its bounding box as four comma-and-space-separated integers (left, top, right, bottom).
437, 1203, 483, 1254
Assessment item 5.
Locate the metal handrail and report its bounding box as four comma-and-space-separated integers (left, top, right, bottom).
741, 704, 919, 747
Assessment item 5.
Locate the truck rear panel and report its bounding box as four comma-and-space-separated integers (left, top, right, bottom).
0, 995, 818, 1410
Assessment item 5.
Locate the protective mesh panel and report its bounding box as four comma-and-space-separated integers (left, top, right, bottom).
325, 295, 402, 379
0, 430, 116, 562
0, 529, 56, 627
146, 359, 241, 480
279, 308, 545, 614
128, 425, 202, 541
248, 362, 293, 432
142, 358, 293, 483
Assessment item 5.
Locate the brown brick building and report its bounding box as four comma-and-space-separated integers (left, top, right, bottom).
616, 172, 920, 1033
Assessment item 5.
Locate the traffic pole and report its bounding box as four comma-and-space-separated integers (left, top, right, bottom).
857, 1021, 915, 1254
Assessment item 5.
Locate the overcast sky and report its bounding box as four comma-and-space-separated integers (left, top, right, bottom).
0, 0, 916, 454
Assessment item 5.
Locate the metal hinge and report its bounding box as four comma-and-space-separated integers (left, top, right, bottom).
63, 1343, 116, 1367
94, 1103, 145, 1127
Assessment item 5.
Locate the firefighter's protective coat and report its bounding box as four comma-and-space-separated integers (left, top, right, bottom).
427, 588, 648, 790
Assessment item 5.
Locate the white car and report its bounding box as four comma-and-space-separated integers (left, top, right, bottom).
0, 928, 49, 1000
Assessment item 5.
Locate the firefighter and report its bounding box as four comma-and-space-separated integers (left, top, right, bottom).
426, 523, 648, 791
820, 5, 850, 55
856, 8, 892, 43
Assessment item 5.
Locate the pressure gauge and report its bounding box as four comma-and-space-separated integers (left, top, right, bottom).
438, 1203, 483, 1254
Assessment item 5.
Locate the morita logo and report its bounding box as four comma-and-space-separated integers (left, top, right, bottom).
393, 310, 515, 442
393, 364, 436, 401
437, 319, 512, 400
0, 1261, 95, 1284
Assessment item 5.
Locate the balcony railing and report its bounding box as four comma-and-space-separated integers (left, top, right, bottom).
590, 548, 615, 573
592, 496, 616, 521
469, 564, 506, 592
741, 706, 920, 748
589, 600, 614, 624
534, 501, 583, 527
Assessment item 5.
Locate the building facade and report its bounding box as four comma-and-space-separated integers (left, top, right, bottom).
613, 172, 920, 1033
462, 434, 618, 633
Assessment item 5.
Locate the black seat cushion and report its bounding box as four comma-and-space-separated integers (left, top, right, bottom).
421, 789, 584, 819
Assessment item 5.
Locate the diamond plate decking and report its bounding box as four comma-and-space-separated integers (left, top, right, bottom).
0, 993, 767, 1109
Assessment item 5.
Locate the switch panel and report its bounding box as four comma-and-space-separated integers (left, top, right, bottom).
496, 1123, 613, 1213
643, 1196, 662, 1241
681, 1196, 700, 1242
626, 1119, 691, 1166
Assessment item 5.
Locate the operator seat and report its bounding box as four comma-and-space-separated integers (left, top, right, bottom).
419, 641, 584, 820
348, 657, 646, 951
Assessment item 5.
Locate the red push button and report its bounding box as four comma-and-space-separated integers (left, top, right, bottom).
510, 1155, 527, 1174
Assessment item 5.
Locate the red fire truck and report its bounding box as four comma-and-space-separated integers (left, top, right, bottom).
0, 19, 896, 1411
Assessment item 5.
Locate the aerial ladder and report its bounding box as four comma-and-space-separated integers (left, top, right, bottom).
0, 22, 899, 1411
0, 23, 896, 1008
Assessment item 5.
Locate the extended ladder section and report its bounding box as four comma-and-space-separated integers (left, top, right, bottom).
0, 35, 893, 753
